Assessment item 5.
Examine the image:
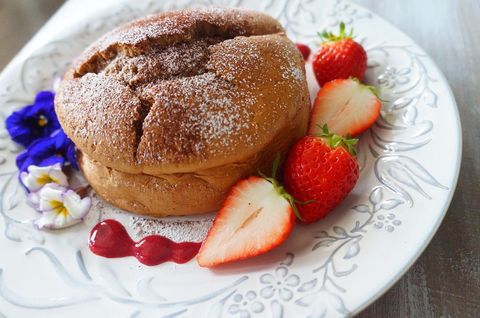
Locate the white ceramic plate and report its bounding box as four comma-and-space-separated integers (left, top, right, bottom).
0, 0, 461, 317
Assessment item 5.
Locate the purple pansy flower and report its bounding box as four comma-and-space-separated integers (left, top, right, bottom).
16, 129, 78, 172
6, 91, 60, 147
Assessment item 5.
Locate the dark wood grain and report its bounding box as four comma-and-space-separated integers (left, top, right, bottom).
351, 0, 480, 317
0, 0, 478, 317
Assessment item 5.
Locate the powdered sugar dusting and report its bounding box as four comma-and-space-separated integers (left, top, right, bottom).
56, 8, 309, 229
88, 191, 213, 242
58, 8, 305, 169
102, 38, 221, 86
130, 215, 213, 242
56, 73, 142, 166
137, 72, 258, 162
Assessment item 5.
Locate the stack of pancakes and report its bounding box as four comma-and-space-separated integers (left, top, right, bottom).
55, 8, 310, 216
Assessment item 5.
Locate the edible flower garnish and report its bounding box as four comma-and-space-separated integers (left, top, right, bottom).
20, 163, 68, 192
16, 129, 78, 172
28, 183, 91, 230
4, 89, 88, 230
6, 91, 60, 147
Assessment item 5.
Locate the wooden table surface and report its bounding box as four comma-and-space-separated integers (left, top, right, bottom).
1, 0, 478, 317
351, 1, 479, 317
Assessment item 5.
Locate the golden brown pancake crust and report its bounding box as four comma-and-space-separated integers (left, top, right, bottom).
56, 8, 310, 216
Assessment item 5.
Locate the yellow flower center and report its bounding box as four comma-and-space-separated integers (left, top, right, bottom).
37, 115, 48, 127
50, 200, 68, 217
37, 174, 59, 186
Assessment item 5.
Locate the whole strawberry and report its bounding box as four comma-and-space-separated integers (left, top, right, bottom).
284, 125, 359, 224
296, 43, 311, 61
312, 22, 367, 86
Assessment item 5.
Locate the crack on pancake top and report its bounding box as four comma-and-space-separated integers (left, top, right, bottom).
132, 96, 153, 161
70, 13, 281, 79
56, 9, 307, 172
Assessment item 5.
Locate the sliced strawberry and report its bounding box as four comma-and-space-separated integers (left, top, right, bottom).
197, 176, 295, 267
308, 78, 381, 137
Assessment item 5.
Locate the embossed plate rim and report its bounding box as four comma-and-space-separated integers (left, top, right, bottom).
0, 0, 463, 317
351, 12, 462, 315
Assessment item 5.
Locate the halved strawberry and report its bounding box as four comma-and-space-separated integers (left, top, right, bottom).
197, 160, 297, 267
308, 78, 381, 137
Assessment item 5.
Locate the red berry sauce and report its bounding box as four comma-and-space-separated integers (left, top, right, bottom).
89, 219, 201, 266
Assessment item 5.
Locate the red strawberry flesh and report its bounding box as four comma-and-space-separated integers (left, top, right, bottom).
197, 176, 294, 267
308, 79, 381, 137
284, 135, 359, 224
296, 43, 311, 61
312, 22, 367, 86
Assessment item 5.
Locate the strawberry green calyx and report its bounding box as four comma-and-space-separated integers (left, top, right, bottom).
318, 124, 358, 156
259, 154, 304, 220
318, 22, 354, 43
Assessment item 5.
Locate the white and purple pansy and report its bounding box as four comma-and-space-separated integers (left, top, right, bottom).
5, 90, 91, 230
28, 183, 91, 230
20, 163, 68, 192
